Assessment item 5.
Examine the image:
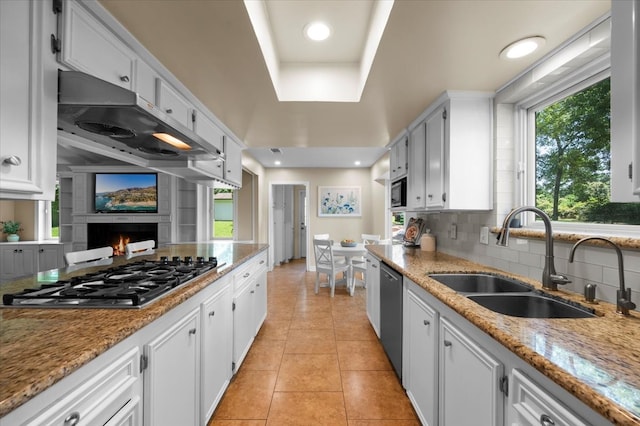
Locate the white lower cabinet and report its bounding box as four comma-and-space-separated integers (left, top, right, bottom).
201, 283, 233, 422
439, 317, 503, 426
365, 253, 380, 337
14, 347, 141, 426
510, 369, 588, 426
144, 308, 200, 426
403, 288, 438, 426
402, 278, 611, 426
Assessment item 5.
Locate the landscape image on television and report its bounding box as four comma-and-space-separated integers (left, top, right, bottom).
95, 173, 158, 213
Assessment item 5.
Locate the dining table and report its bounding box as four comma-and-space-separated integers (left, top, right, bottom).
332, 242, 368, 295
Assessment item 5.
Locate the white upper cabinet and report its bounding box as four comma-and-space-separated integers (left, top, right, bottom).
224, 137, 243, 187
194, 110, 225, 153
0, 0, 58, 200
610, 0, 640, 201
403, 91, 492, 211
390, 134, 408, 181
408, 122, 427, 210
156, 78, 195, 130
59, 0, 135, 89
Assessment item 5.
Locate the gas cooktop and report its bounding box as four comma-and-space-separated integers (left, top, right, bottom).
2, 256, 224, 309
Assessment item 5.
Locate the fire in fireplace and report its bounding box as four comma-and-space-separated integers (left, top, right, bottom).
88, 223, 158, 256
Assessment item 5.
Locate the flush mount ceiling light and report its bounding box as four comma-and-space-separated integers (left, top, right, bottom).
304, 21, 331, 41
499, 36, 546, 60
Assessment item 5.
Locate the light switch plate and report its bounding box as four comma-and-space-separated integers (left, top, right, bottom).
480, 227, 489, 245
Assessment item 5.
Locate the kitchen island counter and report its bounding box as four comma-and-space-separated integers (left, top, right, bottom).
0, 242, 268, 418
368, 244, 640, 426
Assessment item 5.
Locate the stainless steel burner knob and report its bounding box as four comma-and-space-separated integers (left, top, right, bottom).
160, 256, 169, 264
172, 256, 180, 263
196, 256, 205, 264
184, 256, 193, 264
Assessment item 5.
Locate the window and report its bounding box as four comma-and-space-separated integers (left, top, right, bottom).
212, 188, 234, 239
526, 76, 639, 227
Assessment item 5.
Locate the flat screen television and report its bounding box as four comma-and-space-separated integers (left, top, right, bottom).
94, 173, 158, 213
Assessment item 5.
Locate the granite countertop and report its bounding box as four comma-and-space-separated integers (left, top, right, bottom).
0, 242, 268, 418
368, 244, 640, 426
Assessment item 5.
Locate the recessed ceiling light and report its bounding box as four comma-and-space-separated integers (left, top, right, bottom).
354, 161, 361, 166
499, 36, 546, 60
304, 21, 331, 41
274, 160, 281, 166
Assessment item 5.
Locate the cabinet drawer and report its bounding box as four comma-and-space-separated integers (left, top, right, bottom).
233, 252, 267, 293
24, 347, 140, 426
511, 369, 588, 426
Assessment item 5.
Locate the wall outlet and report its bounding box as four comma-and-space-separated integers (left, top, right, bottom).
450, 224, 457, 239
479, 226, 489, 245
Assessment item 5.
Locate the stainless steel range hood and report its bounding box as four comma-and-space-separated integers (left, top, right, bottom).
57, 70, 221, 163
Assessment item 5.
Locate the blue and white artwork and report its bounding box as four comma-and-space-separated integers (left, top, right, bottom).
318, 186, 361, 217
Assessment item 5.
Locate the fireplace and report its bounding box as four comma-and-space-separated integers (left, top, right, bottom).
88, 223, 158, 256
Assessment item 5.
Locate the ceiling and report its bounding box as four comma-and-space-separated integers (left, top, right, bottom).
70, 0, 610, 169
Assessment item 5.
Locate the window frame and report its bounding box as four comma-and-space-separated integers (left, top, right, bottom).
516, 68, 640, 237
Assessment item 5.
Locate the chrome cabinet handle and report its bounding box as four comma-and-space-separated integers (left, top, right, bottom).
189, 328, 196, 335
64, 412, 80, 426
443, 340, 452, 347
260, 260, 265, 264
119, 75, 130, 82
250, 290, 255, 294
2, 155, 21, 166
243, 272, 250, 278
423, 319, 430, 326
208, 311, 215, 317
540, 414, 555, 426
166, 108, 173, 114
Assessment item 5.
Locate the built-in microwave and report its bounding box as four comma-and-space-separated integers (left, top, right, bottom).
391, 178, 406, 208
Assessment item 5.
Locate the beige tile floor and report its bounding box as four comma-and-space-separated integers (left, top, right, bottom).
209, 259, 420, 426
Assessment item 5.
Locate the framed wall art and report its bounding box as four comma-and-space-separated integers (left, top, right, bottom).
318, 186, 361, 217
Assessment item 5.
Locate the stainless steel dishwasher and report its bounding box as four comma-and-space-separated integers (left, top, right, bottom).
380, 262, 403, 379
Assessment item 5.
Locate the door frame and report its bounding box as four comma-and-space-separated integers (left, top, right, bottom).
268, 181, 310, 272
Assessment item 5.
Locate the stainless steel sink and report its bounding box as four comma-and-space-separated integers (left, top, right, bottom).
467, 293, 596, 318
429, 273, 533, 293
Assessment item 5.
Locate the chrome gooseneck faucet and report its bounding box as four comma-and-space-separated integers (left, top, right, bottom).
497, 206, 571, 291
569, 237, 636, 316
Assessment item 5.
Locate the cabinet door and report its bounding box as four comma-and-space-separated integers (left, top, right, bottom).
611, 0, 640, 201
510, 369, 588, 426
201, 283, 232, 421
38, 245, 64, 272
425, 106, 446, 209
254, 264, 268, 334
232, 281, 255, 371
4, 246, 38, 280
195, 111, 225, 153
390, 136, 408, 180
61, 0, 135, 89
144, 308, 200, 426
439, 317, 503, 426
408, 122, 427, 209
405, 289, 438, 426
224, 137, 243, 187
0, 0, 57, 199
0, 247, 18, 281
156, 78, 194, 130
365, 254, 380, 337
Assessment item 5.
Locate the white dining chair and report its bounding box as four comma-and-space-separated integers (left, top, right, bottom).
352, 234, 381, 288
64, 246, 113, 272
125, 240, 155, 259
313, 233, 330, 240
313, 239, 350, 297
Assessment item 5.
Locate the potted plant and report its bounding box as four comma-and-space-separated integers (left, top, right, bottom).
1, 220, 23, 242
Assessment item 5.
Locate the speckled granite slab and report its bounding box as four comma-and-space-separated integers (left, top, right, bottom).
0, 242, 268, 418
368, 244, 640, 426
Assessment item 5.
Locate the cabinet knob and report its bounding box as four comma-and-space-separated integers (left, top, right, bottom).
165, 108, 173, 114
423, 319, 430, 326
64, 412, 80, 426
119, 75, 130, 83
540, 414, 555, 426
428, 194, 433, 198
243, 272, 250, 278
188, 328, 196, 335
208, 311, 215, 317
2, 155, 22, 166
250, 290, 255, 294
443, 340, 452, 347
416, 196, 421, 200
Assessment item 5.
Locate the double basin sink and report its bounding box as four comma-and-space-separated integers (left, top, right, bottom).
428, 273, 595, 319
